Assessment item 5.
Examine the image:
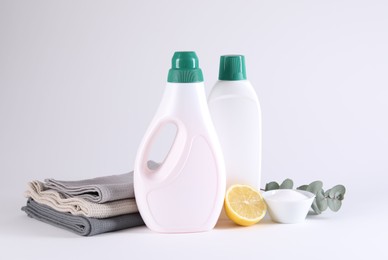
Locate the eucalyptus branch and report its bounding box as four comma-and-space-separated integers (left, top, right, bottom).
264, 179, 346, 215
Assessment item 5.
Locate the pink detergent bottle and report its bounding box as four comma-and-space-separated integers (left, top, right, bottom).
134, 51, 226, 233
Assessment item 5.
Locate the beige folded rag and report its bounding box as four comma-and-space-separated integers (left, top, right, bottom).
24, 181, 138, 218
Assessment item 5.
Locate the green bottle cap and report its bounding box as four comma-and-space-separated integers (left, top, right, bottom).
218, 55, 247, 80
167, 51, 204, 83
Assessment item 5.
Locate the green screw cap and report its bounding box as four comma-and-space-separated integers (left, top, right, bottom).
167, 51, 204, 83
218, 55, 247, 81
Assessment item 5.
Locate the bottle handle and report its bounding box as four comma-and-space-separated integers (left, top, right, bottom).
137, 117, 187, 182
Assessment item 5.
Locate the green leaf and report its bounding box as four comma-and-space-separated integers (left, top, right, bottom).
316, 190, 328, 211
311, 199, 322, 214
317, 198, 328, 211
306, 181, 323, 195
265, 181, 279, 191
279, 179, 293, 189
327, 198, 342, 212
297, 185, 308, 191
328, 185, 346, 200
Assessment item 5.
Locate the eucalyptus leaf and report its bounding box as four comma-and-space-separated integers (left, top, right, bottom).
311, 200, 322, 215
327, 198, 342, 212
297, 185, 308, 191
336, 193, 345, 200
318, 189, 326, 198
328, 185, 346, 200
317, 198, 328, 211
265, 181, 280, 191
279, 179, 293, 189
316, 190, 328, 211
306, 181, 323, 195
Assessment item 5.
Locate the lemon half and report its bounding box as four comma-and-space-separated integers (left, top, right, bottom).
224, 184, 267, 226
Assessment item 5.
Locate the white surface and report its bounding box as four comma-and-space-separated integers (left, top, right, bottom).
1, 0, 388, 259
1, 194, 387, 259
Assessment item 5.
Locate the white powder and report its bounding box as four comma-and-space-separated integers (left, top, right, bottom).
266, 190, 309, 201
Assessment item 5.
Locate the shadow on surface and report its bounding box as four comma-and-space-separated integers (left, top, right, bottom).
215, 215, 274, 230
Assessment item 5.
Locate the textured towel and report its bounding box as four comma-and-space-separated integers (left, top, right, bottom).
25, 181, 138, 218
44, 171, 135, 203
22, 199, 144, 236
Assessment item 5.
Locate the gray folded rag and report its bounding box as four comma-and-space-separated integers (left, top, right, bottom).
25, 181, 138, 218
22, 199, 144, 236
44, 171, 135, 203
44, 161, 159, 203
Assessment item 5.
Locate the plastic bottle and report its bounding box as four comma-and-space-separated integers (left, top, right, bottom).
134, 51, 226, 233
208, 55, 262, 190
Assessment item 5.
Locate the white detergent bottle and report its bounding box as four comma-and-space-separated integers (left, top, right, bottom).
134, 51, 226, 233
208, 55, 262, 190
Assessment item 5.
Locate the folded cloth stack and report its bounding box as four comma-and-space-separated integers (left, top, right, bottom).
22, 170, 145, 236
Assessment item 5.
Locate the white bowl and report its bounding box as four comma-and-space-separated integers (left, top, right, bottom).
262, 189, 315, 224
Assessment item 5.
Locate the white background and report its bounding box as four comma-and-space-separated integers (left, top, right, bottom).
1, 0, 387, 259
